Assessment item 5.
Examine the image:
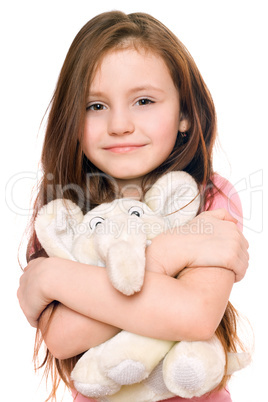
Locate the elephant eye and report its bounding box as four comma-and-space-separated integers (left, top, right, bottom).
89, 216, 105, 230
128, 206, 144, 218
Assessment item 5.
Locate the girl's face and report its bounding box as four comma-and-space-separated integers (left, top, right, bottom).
82, 48, 189, 191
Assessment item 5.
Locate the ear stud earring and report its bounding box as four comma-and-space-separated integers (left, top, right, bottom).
177, 130, 188, 143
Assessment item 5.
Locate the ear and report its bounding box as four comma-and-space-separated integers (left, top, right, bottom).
178, 117, 190, 133
144, 171, 200, 226
226, 352, 252, 375
35, 199, 84, 260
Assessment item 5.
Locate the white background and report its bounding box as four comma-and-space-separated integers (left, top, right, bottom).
1, 0, 267, 401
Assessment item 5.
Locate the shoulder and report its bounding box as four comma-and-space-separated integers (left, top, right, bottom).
206, 174, 243, 231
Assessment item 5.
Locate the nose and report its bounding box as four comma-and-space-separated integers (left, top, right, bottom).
107, 107, 135, 136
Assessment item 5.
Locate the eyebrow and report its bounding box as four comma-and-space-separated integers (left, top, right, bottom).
127, 85, 165, 94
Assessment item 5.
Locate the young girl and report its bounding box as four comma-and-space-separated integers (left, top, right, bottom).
18, 11, 249, 402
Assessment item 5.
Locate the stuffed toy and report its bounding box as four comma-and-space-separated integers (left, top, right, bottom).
35, 172, 250, 401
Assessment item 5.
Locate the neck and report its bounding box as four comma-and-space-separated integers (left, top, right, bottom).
115, 178, 143, 200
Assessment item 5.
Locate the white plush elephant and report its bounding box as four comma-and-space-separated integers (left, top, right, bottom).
35, 172, 250, 401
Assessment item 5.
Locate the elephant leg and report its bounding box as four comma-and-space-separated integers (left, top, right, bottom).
99, 331, 175, 386
99, 360, 175, 402
71, 342, 121, 398
163, 335, 226, 398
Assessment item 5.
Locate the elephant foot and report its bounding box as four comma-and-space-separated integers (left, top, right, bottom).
107, 359, 148, 385
71, 344, 122, 398
163, 336, 226, 398
73, 380, 121, 398
164, 354, 206, 397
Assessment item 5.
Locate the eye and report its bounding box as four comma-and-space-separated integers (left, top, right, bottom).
136, 98, 154, 106
86, 103, 107, 111
89, 216, 105, 230
128, 206, 144, 218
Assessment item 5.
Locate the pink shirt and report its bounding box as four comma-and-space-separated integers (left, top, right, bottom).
206, 174, 243, 231
72, 388, 231, 402
72, 176, 241, 402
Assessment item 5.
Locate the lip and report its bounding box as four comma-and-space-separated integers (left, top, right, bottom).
103, 143, 146, 154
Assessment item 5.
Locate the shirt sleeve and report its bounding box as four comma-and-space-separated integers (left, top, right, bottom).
206, 174, 243, 231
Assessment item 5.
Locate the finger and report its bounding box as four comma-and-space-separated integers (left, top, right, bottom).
23, 265, 30, 273
234, 249, 249, 282
207, 208, 238, 224
28, 318, 38, 328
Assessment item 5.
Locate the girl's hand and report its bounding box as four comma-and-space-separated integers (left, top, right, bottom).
146, 209, 249, 282
186, 209, 249, 281
17, 257, 53, 328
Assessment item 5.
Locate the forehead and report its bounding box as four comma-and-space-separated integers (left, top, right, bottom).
83, 199, 154, 221
89, 47, 175, 93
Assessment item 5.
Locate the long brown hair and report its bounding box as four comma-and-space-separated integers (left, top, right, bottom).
27, 10, 241, 400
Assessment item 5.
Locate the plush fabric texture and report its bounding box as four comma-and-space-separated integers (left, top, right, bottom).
36, 173, 248, 402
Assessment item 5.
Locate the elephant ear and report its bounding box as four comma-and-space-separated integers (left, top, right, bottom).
35, 199, 84, 260
144, 171, 200, 226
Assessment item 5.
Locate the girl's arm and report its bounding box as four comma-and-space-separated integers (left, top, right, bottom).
18, 209, 249, 359
26, 258, 235, 359
39, 304, 120, 360
47, 258, 235, 339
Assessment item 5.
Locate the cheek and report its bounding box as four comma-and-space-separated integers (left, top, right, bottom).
151, 115, 179, 149
150, 102, 179, 130
83, 117, 101, 146
84, 118, 95, 140
82, 122, 95, 159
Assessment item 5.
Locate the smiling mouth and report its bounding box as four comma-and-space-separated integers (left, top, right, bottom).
104, 144, 145, 153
